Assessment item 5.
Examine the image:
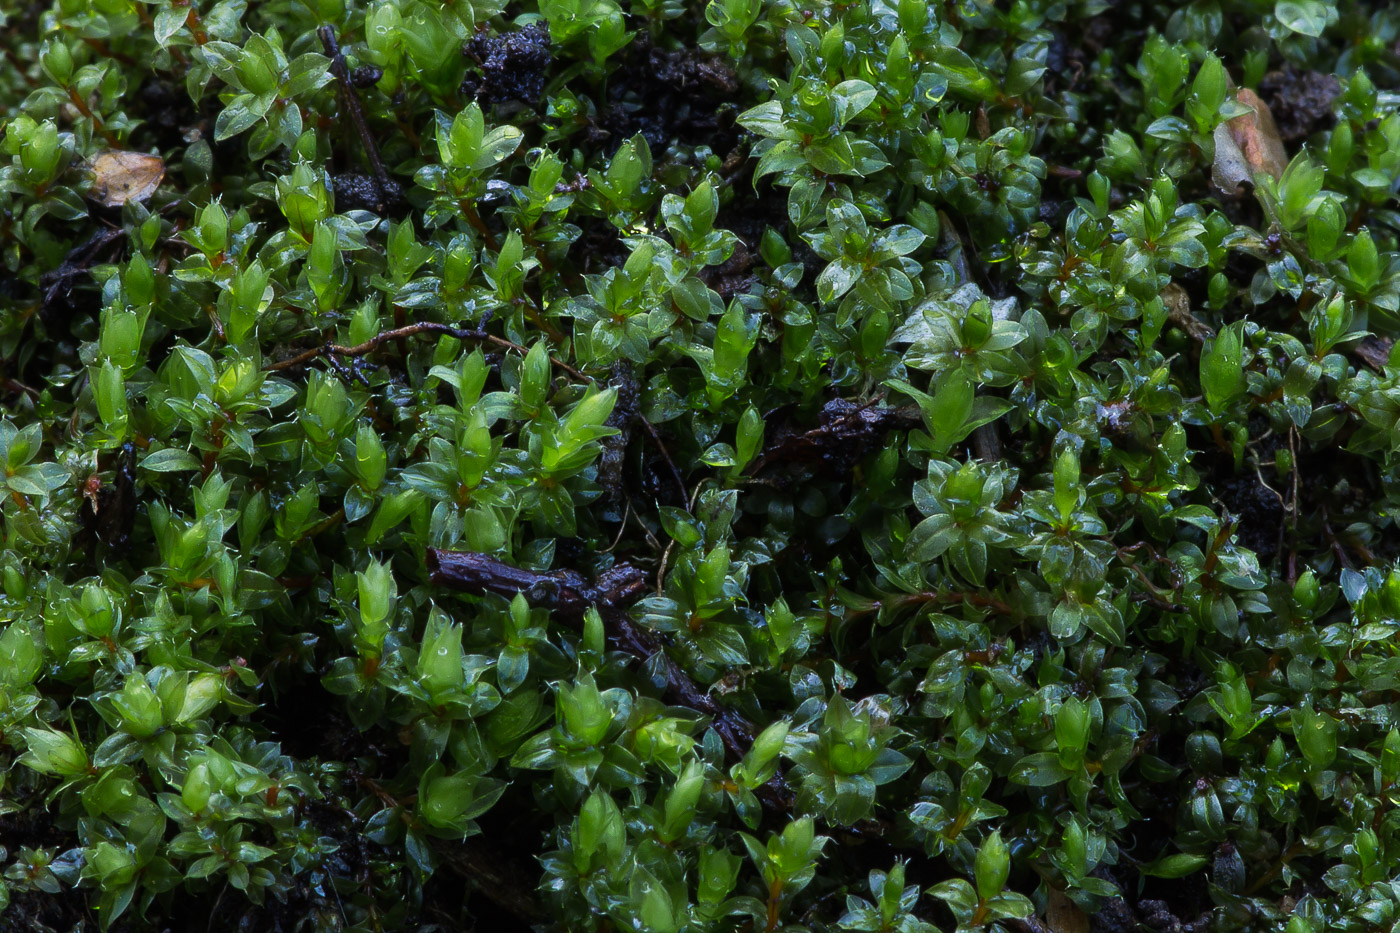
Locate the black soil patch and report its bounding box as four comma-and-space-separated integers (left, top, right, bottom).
595, 34, 740, 155
462, 23, 553, 108
1258, 67, 1340, 143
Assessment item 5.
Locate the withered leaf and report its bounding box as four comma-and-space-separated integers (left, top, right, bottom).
1229, 88, 1289, 181
1212, 87, 1288, 196
1046, 887, 1090, 933
88, 150, 165, 208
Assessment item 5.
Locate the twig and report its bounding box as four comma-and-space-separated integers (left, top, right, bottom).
65, 87, 121, 147
637, 414, 689, 509
318, 26, 394, 196
1319, 506, 1355, 572
206, 882, 230, 933
265, 321, 587, 381
1160, 283, 1213, 344
3, 378, 40, 400
657, 481, 704, 595
427, 549, 799, 815
602, 499, 631, 554
1288, 425, 1300, 528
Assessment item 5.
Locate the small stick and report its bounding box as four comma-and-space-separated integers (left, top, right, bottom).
319, 26, 394, 196
1319, 507, 1355, 572
4, 379, 40, 400
265, 321, 587, 381
1161, 283, 1214, 344
428, 548, 802, 815
656, 482, 704, 595
1288, 425, 1300, 528
636, 414, 689, 510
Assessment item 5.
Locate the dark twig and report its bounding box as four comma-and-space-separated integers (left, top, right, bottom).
1320, 506, 1356, 572
38, 226, 126, 329
637, 413, 690, 510
321, 343, 371, 386
319, 26, 394, 197
3, 378, 39, 400
426, 549, 797, 814
265, 321, 587, 381
1161, 283, 1213, 344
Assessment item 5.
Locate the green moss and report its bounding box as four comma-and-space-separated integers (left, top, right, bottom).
1, 0, 1400, 930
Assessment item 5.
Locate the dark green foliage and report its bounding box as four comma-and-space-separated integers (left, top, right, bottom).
3, 0, 1400, 931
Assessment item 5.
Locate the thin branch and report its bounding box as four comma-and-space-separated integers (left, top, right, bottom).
4, 378, 40, 400
1161, 283, 1213, 344
427, 549, 801, 817
319, 26, 393, 195
265, 321, 587, 381
1320, 506, 1356, 572
636, 413, 690, 510
657, 481, 704, 595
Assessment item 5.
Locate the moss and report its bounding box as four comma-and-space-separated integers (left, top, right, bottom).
1, 0, 1399, 931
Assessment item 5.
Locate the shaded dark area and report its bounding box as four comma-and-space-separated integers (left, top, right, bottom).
75, 441, 139, 554
0, 796, 97, 933
36, 227, 125, 336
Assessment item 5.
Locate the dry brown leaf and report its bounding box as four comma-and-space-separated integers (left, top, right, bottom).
88, 150, 165, 208
1211, 87, 1289, 197
1045, 887, 1090, 933
1210, 122, 1252, 197
1229, 88, 1289, 180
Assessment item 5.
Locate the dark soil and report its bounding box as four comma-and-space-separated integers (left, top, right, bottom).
1215, 470, 1284, 564
594, 34, 740, 154
332, 171, 407, 216
1258, 67, 1340, 143
462, 23, 552, 108
252, 666, 552, 931
133, 75, 211, 156
1189, 415, 1287, 567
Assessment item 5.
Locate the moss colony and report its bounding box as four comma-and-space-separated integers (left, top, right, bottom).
2, 0, 1400, 930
